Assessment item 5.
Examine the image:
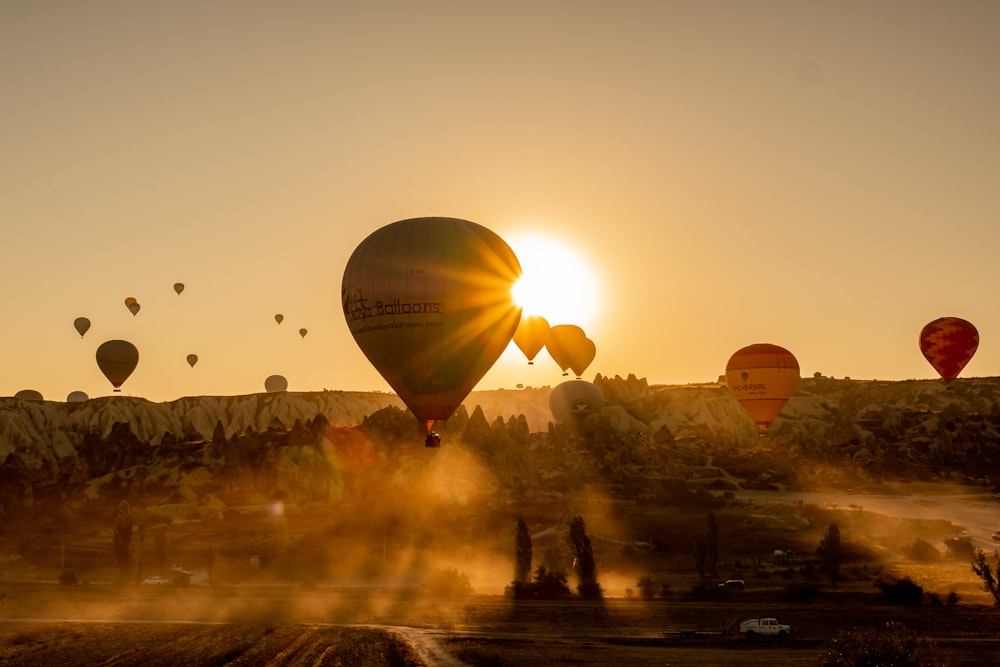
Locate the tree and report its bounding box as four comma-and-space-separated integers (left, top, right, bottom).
971, 547, 1000, 607
706, 510, 719, 578
569, 516, 602, 599
817, 522, 842, 587
514, 518, 532, 585
113, 500, 134, 580
695, 536, 707, 589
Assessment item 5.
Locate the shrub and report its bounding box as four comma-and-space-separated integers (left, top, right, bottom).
636, 574, 657, 601
875, 575, 924, 605
902, 538, 941, 562
423, 568, 473, 598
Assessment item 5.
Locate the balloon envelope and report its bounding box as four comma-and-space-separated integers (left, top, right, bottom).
513, 314, 550, 364
546, 325, 595, 378
342, 216, 521, 434
299, 328, 308, 338
186, 354, 198, 368
264, 374, 288, 392
14, 389, 43, 401
919, 317, 979, 384
127, 301, 140, 316
66, 390, 89, 403
274, 314, 284, 324
73, 317, 91, 338
173, 282, 184, 295
549, 379, 605, 424
725, 343, 800, 432
96, 339, 139, 391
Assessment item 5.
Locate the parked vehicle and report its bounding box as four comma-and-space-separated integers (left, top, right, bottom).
717, 579, 745, 590
739, 617, 790, 638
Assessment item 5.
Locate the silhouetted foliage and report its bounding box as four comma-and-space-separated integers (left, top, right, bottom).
423, 568, 473, 598
113, 500, 134, 579
514, 518, 532, 585
945, 536, 975, 561
817, 621, 953, 666
875, 575, 924, 606
971, 547, 1000, 607
636, 574, 658, 600
569, 516, 602, 599
902, 538, 941, 562
507, 566, 573, 600
695, 536, 707, 588
817, 522, 842, 587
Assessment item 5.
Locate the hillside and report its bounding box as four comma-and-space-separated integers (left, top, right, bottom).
2, 374, 1000, 593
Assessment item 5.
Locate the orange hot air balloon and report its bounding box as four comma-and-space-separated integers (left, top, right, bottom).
173, 282, 185, 295
264, 374, 288, 393
73, 316, 91, 338
299, 328, 308, 338
513, 314, 550, 364
96, 339, 139, 391
549, 379, 605, 424
919, 316, 979, 385
545, 325, 596, 378
274, 313, 284, 324
342, 216, 521, 446
186, 354, 198, 368
725, 343, 800, 433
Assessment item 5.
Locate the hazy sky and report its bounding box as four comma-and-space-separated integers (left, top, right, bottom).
3, 1, 999, 402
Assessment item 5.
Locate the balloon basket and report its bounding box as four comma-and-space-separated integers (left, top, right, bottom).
425, 432, 441, 448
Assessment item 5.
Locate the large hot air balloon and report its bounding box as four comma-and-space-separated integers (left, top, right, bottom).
725, 343, 800, 433
264, 374, 288, 392
512, 314, 550, 365
73, 317, 91, 338
173, 282, 185, 295
274, 314, 284, 324
919, 316, 979, 385
342, 216, 522, 447
549, 379, 605, 424
96, 339, 139, 391
124, 297, 140, 316
186, 354, 198, 368
299, 328, 308, 338
546, 325, 596, 378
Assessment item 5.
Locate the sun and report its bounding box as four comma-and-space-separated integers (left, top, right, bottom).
507, 233, 600, 331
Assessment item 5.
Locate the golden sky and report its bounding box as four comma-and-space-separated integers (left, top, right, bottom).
2, 1, 999, 402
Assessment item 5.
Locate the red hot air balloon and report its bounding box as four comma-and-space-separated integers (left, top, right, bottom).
342, 217, 521, 447
919, 317, 979, 385
725, 343, 800, 433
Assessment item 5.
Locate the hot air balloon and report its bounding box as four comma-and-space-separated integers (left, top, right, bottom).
299, 328, 308, 338
725, 343, 800, 433
919, 316, 979, 385
124, 297, 140, 316
186, 354, 198, 368
274, 314, 284, 324
549, 379, 605, 424
173, 282, 185, 295
546, 325, 596, 378
14, 389, 43, 401
264, 374, 288, 393
342, 216, 521, 447
73, 316, 91, 338
512, 314, 550, 364
96, 339, 139, 391
66, 390, 89, 403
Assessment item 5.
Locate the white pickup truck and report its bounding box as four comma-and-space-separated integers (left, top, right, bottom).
739, 617, 791, 638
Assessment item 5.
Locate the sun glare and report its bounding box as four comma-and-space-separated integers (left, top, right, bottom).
508, 234, 600, 331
